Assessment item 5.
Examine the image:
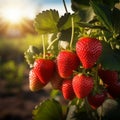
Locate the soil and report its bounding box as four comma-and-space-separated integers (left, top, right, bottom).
0, 79, 51, 120
1, 78, 120, 120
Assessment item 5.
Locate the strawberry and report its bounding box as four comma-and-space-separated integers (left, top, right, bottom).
107, 82, 120, 98
34, 59, 55, 85
29, 69, 45, 91
98, 68, 118, 85
57, 50, 80, 78
50, 64, 63, 90
62, 79, 75, 100
87, 91, 107, 109
76, 37, 102, 69
72, 74, 94, 98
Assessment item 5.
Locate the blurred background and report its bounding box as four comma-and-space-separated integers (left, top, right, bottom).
0, 0, 72, 120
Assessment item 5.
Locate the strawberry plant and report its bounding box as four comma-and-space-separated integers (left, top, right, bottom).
24, 0, 120, 120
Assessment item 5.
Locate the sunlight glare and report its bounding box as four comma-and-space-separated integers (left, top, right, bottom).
2, 7, 23, 24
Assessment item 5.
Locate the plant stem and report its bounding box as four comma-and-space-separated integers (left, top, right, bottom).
42, 35, 46, 59
84, 97, 93, 120
99, 105, 103, 120
62, 0, 68, 13
47, 38, 58, 50
70, 17, 74, 50
101, 30, 107, 42
94, 65, 99, 93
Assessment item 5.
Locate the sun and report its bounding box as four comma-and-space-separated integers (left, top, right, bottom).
2, 7, 23, 24
2, 7, 24, 24
1, 0, 37, 25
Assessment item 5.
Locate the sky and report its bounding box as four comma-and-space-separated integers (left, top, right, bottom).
0, 0, 72, 20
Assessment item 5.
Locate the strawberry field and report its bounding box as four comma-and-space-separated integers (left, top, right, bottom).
0, 34, 47, 120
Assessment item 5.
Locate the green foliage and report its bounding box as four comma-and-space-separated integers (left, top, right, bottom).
0, 34, 43, 54
47, 33, 59, 56
90, 1, 120, 35
71, 0, 95, 23
50, 89, 61, 98
99, 41, 120, 71
111, 7, 120, 34
71, 0, 119, 10
24, 45, 40, 68
24, 0, 120, 120
90, 1, 113, 31
34, 9, 59, 34
0, 34, 44, 89
32, 99, 63, 120
58, 13, 80, 30
0, 60, 25, 86
101, 0, 119, 8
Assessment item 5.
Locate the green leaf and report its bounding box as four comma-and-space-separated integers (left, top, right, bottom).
71, 0, 119, 10
33, 99, 63, 120
58, 28, 72, 42
90, 1, 113, 31
58, 27, 79, 42
111, 7, 120, 34
102, 0, 120, 8
78, 7, 94, 22
71, 0, 90, 12
34, 9, 59, 34
78, 22, 107, 30
50, 89, 61, 98
99, 41, 120, 71
71, 0, 94, 22
24, 45, 40, 68
57, 13, 80, 31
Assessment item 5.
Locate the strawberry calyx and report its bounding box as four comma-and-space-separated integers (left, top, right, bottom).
34, 52, 56, 61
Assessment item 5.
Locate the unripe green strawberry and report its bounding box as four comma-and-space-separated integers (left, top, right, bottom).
98, 68, 118, 85
34, 59, 55, 85
29, 69, 45, 91
72, 74, 94, 98
87, 91, 107, 109
62, 79, 75, 100
76, 37, 102, 69
57, 50, 80, 78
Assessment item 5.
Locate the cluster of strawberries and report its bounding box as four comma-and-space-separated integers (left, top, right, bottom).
29, 37, 120, 109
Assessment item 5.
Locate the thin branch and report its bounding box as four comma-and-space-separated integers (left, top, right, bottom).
62, 0, 68, 13
42, 35, 46, 59
70, 17, 74, 50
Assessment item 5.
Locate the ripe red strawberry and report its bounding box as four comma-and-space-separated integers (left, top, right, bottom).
76, 37, 102, 69
34, 59, 55, 85
57, 50, 80, 78
87, 91, 107, 109
107, 82, 120, 98
98, 68, 118, 85
50, 66, 63, 90
29, 69, 45, 91
62, 79, 75, 100
72, 74, 94, 98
